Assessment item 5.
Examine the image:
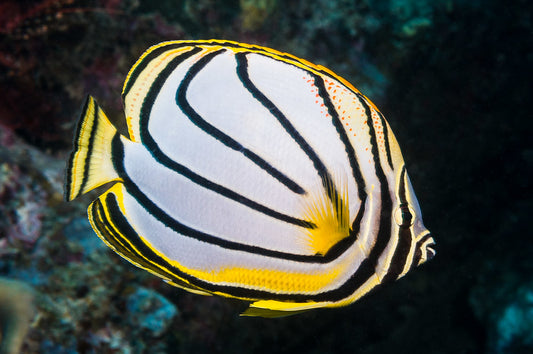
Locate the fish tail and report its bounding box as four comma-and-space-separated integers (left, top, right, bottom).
65, 95, 121, 201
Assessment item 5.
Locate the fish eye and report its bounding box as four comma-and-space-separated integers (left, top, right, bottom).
394, 203, 415, 227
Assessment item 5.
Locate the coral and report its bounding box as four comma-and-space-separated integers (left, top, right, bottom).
0, 277, 35, 354
126, 287, 178, 338
0, 124, 63, 254
470, 257, 533, 354
62, 217, 108, 261
2, 214, 178, 352
387, 0, 437, 36
0, 0, 184, 150
0, 161, 44, 246
240, 0, 277, 31
0, 0, 126, 40
494, 288, 533, 353
472, 280, 533, 353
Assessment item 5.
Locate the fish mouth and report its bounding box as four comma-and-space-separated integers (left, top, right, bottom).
425, 236, 436, 261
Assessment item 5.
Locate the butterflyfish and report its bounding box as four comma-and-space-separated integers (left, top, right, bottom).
65, 40, 435, 317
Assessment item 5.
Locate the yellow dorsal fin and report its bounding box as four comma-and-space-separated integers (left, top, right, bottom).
301, 172, 351, 256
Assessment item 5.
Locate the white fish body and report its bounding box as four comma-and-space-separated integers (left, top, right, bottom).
65, 40, 435, 317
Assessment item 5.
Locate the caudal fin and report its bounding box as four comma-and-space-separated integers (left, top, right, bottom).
65, 96, 121, 201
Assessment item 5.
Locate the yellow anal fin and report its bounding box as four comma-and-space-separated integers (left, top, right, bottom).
301, 172, 351, 256
241, 300, 326, 318
65, 96, 121, 201
164, 279, 213, 296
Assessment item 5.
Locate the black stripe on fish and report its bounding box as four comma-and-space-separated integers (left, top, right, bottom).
147, 40, 363, 99
76, 100, 99, 197
346, 95, 393, 287
237, 52, 364, 243
136, 49, 313, 228
101, 190, 378, 303
377, 111, 394, 171
144, 89, 395, 302
65, 96, 92, 199
410, 233, 434, 272
98, 192, 202, 287
123, 46, 202, 101
382, 167, 413, 283
119, 43, 396, 303
111, 135, 356, 264
101, 191, 314, 302
176, 49, 306, 195
90, 197, 164, 278
101, 173, 410, 304
235, 52, 330, 191
312, 73, 368, 232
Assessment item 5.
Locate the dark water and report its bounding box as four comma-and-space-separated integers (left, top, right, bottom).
0, 0, 530, 353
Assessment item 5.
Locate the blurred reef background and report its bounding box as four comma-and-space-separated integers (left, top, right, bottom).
0, 0, 531, 353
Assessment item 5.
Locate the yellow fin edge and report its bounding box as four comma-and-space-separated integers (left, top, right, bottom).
65, 96, 122, 201
241, 300, 327, 318
88, 183, 216, 299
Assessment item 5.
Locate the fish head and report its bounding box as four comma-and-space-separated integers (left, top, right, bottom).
393, 167, 436, 268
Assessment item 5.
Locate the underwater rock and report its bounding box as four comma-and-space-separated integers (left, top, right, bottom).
388, 0, 435, 36
62, 217, 107, 260
28, 245, 132, 353
38, 339, 78, 354
399, 17, 431, 37
0, 1, 185, 150
240, 0, 277, 31
471, 266, 533, 354
0, 124, 64, 255
0, 158, 45, 248
0, 277, 35, 354
493, 286, 533, 353
126, 287, 178, 338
